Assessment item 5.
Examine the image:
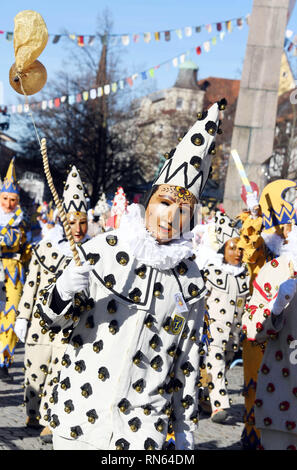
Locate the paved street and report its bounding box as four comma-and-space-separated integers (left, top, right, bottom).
0, 342, 245, 451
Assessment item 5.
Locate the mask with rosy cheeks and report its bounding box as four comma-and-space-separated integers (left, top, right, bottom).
145, 184, 196, 244
67, 213, 88, 243
224, 238, 243, 266
0, 192, 19, 214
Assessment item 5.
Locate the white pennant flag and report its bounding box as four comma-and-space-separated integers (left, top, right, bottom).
175, 29, 183, 39
104, 84, 110, 95
203, 41, 210, 52
220, 31, 225, 41
90, 88, 97, 99
122, 35, 130, 46
172, 57, 178, 67
185, 26, 192, 37
180, 54, 186, 64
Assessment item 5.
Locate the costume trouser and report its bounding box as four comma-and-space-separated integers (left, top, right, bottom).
206, 344, 234, 411
261, 430, 297, 450
53, 434, 100, 450
241, 339, 264, 449
39, 343, 67, 427
206, 316, 241, 412
0, 273, 23, 367
24, 344, 52, 419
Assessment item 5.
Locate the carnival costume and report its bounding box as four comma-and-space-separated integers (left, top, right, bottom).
242, 179, 297, 449
238, 181, 294, 448
0, 159, 31, 377
15, 166, 89, 431
196, 211, 250, 421
34, 100, 225, 450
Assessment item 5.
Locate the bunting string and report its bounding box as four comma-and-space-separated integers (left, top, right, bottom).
0, 15, 248, 47
8, 26, 242, 114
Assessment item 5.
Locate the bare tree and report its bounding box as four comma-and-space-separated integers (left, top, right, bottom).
15, 9, 143, 206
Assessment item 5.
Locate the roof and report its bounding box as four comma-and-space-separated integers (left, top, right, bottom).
198, 76, 240, 108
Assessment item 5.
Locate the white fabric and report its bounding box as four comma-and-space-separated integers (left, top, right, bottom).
210, 256, 246, 276
174, 431, 194, 450
0, 205, 23, 227
117, 204, 194, 270
56, 262, 93, 301
246, 191, 259, 210
42, 223, 64, 245
58, 235, 90, 258
279, 224, 297, 271
270, 278, 297, 316
14, 318, 28, 343
262, 231, 283, 256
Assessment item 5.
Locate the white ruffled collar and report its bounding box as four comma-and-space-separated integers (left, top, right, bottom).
117, 204, 194, 270
207, 254, 246, 276
0, 205, 23, 227
58, 234, 90, 258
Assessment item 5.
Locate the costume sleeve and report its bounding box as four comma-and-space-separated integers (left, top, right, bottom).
241, 261, 285, 343
19, 225, 32, 266
0, 227, 21, 248
17, 250, 40, 321
171, 297, 205, 434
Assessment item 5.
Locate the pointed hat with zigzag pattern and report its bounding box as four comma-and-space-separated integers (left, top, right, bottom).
0, 157, 20, 195
153, 100, 226, 200
62, 165, 87, 215
259, 179, 297, 232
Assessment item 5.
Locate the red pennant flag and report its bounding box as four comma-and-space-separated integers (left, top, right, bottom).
54, 98, 61, 107
216, 23, 222, 31
76, 93, 82, 103
165, 31, 171, 41
288, 41, 294, 51
77, 35, 84, 47
126, 77, 133, 87
196, 46, 202, 55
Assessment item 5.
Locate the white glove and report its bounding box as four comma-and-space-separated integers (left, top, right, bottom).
246, 191, 259, 215
14, 318, 28, 343
174, 431, 194, 450
56, 262, 93, 301
270, 278, 297, 316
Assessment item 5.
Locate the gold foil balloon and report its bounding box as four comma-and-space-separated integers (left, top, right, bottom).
9, 60, 47, 95
10, 10, 48, 95
14, 10, 48, 73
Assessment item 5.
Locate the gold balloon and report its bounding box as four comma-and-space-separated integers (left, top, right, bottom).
9, 60, 47, 96
13, 10, 48, 74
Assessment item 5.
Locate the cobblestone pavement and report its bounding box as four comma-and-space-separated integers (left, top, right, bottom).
0, 342, 244, 451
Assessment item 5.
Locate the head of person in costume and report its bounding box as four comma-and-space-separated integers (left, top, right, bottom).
0, 158, 20, 214
145, 100, 226, 244
62, 165, 88, 243
259, 179, 297, 251
214, 210, 243, 266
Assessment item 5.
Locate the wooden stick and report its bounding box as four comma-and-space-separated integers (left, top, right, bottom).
40, 138, 81, 266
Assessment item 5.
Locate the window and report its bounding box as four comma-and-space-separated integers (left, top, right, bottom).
176, 98, 183, 110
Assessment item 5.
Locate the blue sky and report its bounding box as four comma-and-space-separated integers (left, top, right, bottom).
1, 0, 296, 140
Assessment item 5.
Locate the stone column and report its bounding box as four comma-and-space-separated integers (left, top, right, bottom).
223, 0, 292, 217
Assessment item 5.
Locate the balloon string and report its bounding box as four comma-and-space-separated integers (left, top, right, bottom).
18, 76, 42, 149
17, 75, 81, 266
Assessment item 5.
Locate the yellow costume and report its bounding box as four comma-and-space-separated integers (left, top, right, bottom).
237, 212, 268, 449
0, 159, 31, 370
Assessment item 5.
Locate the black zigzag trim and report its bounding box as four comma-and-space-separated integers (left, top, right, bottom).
155, 158, 204, 191
63, 200, 87, 213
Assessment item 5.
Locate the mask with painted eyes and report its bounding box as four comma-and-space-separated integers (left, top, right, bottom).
145, 184, 196, 244
223, 238, 243, 266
